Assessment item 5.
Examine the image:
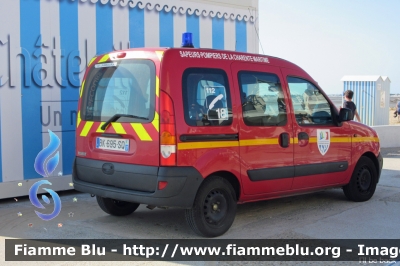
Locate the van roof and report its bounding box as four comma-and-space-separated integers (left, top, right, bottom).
102, 47, 312, 80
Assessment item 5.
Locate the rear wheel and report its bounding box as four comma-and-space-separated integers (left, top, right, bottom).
96, 196, 140, 216
185, 176, 237, 237
343, 156, 378, 202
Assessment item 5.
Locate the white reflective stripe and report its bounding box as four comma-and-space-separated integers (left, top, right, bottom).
199, 15, 212, 49
160, 145, 176, 159
0, 1, 24, 181
113, 5, 129, 51
41, 0, 63, 177
224, 18, 236, 51
173, 12, 186, 48
247, 10, 258, 53
78, 0, 96, 78
144, 8, 159, 47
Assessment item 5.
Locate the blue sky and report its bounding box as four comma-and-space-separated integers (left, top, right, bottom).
258, 0, 400, 94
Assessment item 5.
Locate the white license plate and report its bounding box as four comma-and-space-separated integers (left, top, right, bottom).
96, 137, 129, 152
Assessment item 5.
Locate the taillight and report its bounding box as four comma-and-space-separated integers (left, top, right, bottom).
160, 91, 176, 166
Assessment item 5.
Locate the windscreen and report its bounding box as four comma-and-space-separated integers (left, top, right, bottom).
81, 59, 156, 122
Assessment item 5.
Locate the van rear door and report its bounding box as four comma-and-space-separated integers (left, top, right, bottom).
76, 54, 160, 166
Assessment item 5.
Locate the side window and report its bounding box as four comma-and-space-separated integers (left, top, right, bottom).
239, 71, 287, 126
182, 68, 232, 126
287, 77, 333, 125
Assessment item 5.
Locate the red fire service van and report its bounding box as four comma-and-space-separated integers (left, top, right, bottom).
73, 34, 383, 237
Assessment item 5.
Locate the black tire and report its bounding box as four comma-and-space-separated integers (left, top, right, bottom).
96, 196, 140, 216
185, 176, 237, 237
343, 156, 378, 202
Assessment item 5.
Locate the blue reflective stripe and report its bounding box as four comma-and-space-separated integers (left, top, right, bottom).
361, 81, 365, 123
20, 0, 42, 179
186, 14, 199, 48
60, 0, 78, 175
235, 20, 247, 52
360, 81, 364, 121
361, 82, 365, 123
212, 17, 224, 49
159, 10, 173, 47
357, 81, 360, 119
371, 82, 375, 125
129, 7, 144, 48
366, 82, 368, 124
0, 112, 2, 182
368, 81, 372, 125
96, 3, 113, 54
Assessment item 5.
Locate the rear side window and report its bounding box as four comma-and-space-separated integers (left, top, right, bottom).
81, 59, 155, 123
182, 68, 232, 126
239, 71, 287, 126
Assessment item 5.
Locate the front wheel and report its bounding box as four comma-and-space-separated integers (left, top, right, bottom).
96, 196, 140, 216
185, 176, 237, 237
343, 156, 378, 202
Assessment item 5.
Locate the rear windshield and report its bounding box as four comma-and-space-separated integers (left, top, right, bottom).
81, 59, 156, 122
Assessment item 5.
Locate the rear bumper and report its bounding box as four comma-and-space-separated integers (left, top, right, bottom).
73, 157, 203, 208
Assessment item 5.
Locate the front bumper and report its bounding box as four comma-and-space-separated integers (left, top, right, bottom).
73, 157, 204, 208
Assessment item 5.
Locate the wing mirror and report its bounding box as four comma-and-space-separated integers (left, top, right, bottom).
339, 108, 353, 122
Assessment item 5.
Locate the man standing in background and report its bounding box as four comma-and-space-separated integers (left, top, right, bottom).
343, 90, 361, 122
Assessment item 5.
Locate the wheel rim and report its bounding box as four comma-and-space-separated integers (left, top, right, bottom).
203, 189, 228, 225
357, 166, 372, 193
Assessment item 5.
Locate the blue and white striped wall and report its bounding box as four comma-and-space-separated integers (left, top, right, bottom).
0, 0, 258, 197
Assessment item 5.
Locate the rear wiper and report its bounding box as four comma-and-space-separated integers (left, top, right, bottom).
101, 114, 148, 130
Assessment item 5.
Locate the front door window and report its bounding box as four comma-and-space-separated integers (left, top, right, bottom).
287, 77, 333, 125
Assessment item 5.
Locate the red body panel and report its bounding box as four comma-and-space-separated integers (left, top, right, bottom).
349, 122, 380, 160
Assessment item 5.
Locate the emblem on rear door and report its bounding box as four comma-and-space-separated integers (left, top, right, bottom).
317, 129, 330, 156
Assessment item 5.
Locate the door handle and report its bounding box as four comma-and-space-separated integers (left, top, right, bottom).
279, 133, 289, 148
298, 132, 309, 147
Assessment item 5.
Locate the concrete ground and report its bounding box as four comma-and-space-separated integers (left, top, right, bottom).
1, 148, 400, 266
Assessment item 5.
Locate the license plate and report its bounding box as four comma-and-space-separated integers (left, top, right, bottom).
96, 137, 129, 152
